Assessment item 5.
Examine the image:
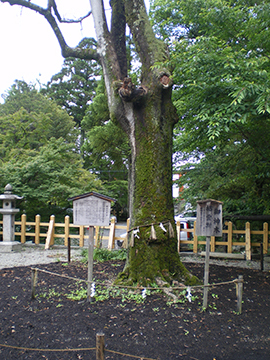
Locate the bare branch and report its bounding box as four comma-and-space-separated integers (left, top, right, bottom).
47, 0, 92, 24
56, 11, 92, 24
0, 0, 99, 61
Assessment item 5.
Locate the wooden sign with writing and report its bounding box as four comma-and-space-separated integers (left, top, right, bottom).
68, 192, 115, 226
196, 199, 223, 237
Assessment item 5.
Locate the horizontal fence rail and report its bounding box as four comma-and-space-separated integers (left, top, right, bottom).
0, 216, 269, 260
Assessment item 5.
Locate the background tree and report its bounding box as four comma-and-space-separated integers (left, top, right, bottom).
42, 38, 101, 152
151, 0, 270, 217
0, 81, 103, 220
0, 138, 103, 220
81, 79, 129, 218
0, 80, 76, 153
0, 0, 197, 285
44, 56, 130, 217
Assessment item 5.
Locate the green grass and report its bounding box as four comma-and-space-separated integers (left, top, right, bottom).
81, 248, 127, 263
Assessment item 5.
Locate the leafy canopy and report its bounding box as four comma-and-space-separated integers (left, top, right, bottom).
151, 0, 270, 216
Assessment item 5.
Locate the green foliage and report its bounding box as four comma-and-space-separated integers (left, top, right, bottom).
0, 79, 104, 220
42, 38, 101, 128
0, 80, 76, 143
0, 138, 103, 220
151, 0, 270, 216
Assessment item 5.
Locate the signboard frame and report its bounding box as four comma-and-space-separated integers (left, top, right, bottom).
68, 191, 116, 227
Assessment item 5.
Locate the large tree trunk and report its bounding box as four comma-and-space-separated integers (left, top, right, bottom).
89, 0, 196, 285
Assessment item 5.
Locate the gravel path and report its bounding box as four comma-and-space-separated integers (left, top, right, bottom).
0, 245, 84, 270
0, 244, 269, 271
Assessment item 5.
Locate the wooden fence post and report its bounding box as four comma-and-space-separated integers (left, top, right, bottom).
35, 214, 40, 244
95, 226, 100, 248
45, 215, 55, 250
108, 218, 116, 250
79, 226, 84, 247
227, 221, 233, 253
236, 275, 244, 314
263, 222, 268, 255
21, 214, 26, 244
210, 236, 215, 252
96, 332, 105, 360
50, 215, 55, 246
245, 222, 251, 261
193, 221, 198, 253
123, 218, 130, 249
64, 215, 70, 247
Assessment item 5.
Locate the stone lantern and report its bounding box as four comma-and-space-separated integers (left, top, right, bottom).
0, 184, 23, 252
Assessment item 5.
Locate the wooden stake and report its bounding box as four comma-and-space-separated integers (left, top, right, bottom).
260, 243, 264, 271
96, 332, 105, 360
203, 236, 211, 309
68, 237, 71, 263
87, 226, 94, 301
31, 268, 38, 300
236, 275, 244, 314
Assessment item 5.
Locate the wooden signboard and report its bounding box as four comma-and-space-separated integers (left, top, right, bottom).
69, 192, 115, 227
196, 199, 223, 237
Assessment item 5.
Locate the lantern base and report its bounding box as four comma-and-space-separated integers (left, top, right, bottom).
0, 241, 22, 252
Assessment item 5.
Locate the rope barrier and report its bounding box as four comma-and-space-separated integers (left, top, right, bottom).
31, 267, 237, 291
0, 343, 158, 359
127, 219, 171, 233
0, 343, 95, 352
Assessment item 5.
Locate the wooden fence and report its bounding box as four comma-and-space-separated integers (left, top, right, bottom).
0, 215, 129, 250
0, 215, 269, 260
177, 220, 270, 260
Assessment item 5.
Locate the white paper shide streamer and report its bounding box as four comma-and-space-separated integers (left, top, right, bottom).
186, 286, 192, 302
159, 223, 167, 233
142, 288, 147, 299
90, 282, 96, 297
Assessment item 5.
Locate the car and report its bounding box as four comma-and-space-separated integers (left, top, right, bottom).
174, 215, 196, 240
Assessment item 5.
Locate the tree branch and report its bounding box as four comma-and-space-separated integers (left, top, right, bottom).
47, 0, 92, 24
124, 0, 169, 81
0, 0, 99, 61
110, 0, 127, 79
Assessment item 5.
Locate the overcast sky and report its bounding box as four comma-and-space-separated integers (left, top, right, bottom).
0, 0, 149, 102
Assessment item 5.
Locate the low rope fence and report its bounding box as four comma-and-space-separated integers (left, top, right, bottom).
30, 267, 243, 312
0, 336, 158, 360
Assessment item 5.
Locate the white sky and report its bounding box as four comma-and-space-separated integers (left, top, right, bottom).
0, 0, 149, 102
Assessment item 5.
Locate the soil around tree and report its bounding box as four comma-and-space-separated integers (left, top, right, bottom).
0, 258, 269, 360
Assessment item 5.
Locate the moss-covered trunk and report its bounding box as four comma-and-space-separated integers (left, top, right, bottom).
115, 83, 195, 286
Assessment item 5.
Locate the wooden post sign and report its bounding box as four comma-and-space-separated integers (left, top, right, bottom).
196, 199, 223, 309
68, 192, 115, 301
196, 199, 223, 237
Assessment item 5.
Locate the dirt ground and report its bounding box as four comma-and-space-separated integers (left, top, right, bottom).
0, 258, 269, 360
